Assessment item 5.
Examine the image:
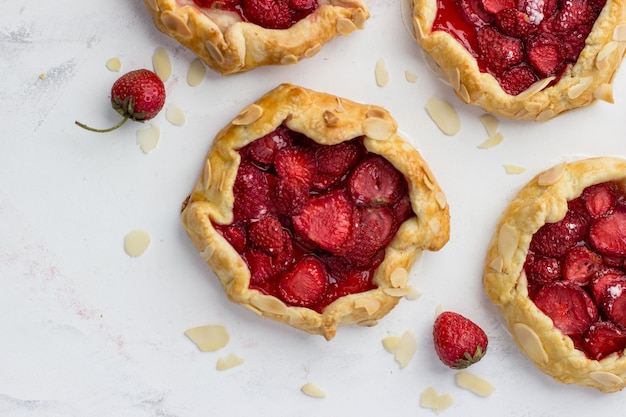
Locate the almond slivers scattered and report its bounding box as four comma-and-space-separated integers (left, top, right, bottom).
375, 58, 389, 87
166, 103, 187, 126
477, 133, 503, 149
184, 324, 229, 352
136, 124, 161, 154
187, 58, 206, 86
152, 47, 172, 81
405, 70, 418, 83
301, 382, 327, 398
455, 371, 495, 397
479, 114, 499, 137
216, 353, 245, 370
425, 97, 461, 136
420, 387, 453, 414
124, 229, 151, 257
503, 164, 526, 174
105, 57, 121, 72
382, 331, 417, 368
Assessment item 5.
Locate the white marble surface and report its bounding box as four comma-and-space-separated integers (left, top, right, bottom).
2, 1, 626, 416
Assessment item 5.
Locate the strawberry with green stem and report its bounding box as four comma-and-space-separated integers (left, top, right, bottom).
433, 311, 489, 369
75, 69, 166, 133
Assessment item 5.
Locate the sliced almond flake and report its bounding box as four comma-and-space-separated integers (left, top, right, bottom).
537, 162, 565, 186
457, 83, 471, 103
597, 41, 618, 71
366, 108, 386, 119
423, 174, 435, 190
613, 24, 626, 41
536, 108, 555, 122
304, 44, 321, 58
405, 70, 418, 83
105, 57, 121, 72
448, 67, 461, 90
202, 160, 213, 190
145, 0, 158, 10
479, 114, 499, 137
383, 287, 410, 297
362, 117, 394, 140
335, 97, 345, 113
498, 223, 518, 267
216, 353, 245, 370
390, 267, 408, 288
405, 286, 423, 300
206, 41, 225, 65
250, 294, 287, 315
589, 372, 624, 387
323, 110, 339, 127
336, 17, 358, 35
357, 319, 378, 327
375, 58, 389, 87
413, 16, 425, 41
352, 8, 367, 28
429, 217, 442, 235
503, 164, 526, 174
38, 73, 46, 80
516, 76, 555, 100
184, 325, 229, 352
400, 0, 415, 37
301, 383, 327, 398
425, 97, 461, 136
394, 331, 417, 368
136, 123, 161, 154
382, 336, 402, 353
487, 255, 504, 273
435, 191, 447, 209
455, 371, 495, 397
200, 244, 216, 261
232, 104, 263, 125
166, 103, 187, 126
124, 230, 151, 257
594, 83, 614, 103
420, 387, 453, 414
512, 322, 548, 365
187, 58, 206, 86
354, 298, 381, 315
435, 304, 443, 316
161, 11, 192, 38
477, 132, 503, 149
152, 47, 172, 81
280, 54, 298, 65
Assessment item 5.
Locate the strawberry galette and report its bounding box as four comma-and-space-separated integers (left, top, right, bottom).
181, 84, 450, 340
411, 0, 626, 120
484, 157, 626, 392
143, 0, 369, 74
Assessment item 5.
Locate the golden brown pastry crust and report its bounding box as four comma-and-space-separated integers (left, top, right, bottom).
143, 0, 369, 74
484, 157, 626, 392
181, 83, 450, 340
411, 0, 626, 121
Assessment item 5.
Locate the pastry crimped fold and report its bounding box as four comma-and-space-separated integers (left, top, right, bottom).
411, 0, 626, 121
181, 83, 450, 340
484, 157, 626, 392
143, 0, 369, 74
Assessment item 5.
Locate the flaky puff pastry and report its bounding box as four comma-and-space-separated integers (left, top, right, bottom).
484, 157, 626, 392
143, 0, 369, 74
411, 0, 626, 121
181, 83, 450, 340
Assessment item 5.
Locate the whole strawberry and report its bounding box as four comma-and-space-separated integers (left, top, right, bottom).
75, 69, 166, 133
433, 311, 488, 369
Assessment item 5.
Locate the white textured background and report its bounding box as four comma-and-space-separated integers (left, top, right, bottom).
2, 0, 626, 416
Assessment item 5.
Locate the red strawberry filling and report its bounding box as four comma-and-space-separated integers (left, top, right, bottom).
192, 0, 318, 29
214, 127, 415, 313
432, 0, 606, 95
524, 181, 626, 360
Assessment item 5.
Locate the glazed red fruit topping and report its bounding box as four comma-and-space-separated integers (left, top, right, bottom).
193, 0, 319, 30
214, 128, 414, 312
432, 0, 607, 94
75, 69, 166, 133
433, 311, 489, 369
525, 181, 626, 359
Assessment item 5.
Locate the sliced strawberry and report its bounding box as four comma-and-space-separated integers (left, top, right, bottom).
583, 321, 626, 360
348, 156, 405, 208
560, 24, 593, 62
241, 0, 293, 29
552, 0, 594, 33
532, 281, 598, 335
458, 0, 494, 25
215, 223, 247, 253
599, 279, 626, 328
274, 146, 316, 187
245, 247, 275, 286
248, 216, 286, 256
589, 210, 626, 257
233, 163, 276, 222
562, 245, 603, 285
277, 256, 328, 308
244, 126, 292, 165
392, 194, 414, 224
288, 0, 316, 11
330, 269, 376, 301
194, 0, 240, 8
499, 64, 538, 96
582, 182, 617, 219
529, 210, 588, 258
590, 267, 626, 303
526, 33, 566, 77
494, 8, 537, 37
524, 251, 561, 284
313, 139, 364, 190
477, 26, 524, 72
292, 190, 354, 254
587, 0, 607, 13
342, 207, 397, 268
482, 0, 515, 14
273, 177, 310, 216
603, 254, 626, 268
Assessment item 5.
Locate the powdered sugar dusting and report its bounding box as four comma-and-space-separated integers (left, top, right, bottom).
525, 0, 545, 24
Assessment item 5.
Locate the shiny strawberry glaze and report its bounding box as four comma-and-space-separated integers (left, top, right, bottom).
212, 127, 415, 313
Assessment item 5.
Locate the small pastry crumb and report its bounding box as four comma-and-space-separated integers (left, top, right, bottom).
38, 73, 46, 80
425, 98, 460, 136
166, 103, 187, 126
105, 57, 121, 72
420, 386, 453, 414
152, 47, 172, 81
136, 124, 161, 154
503, 164, 526, 174
375, 58, 389, 87
124, 230, 151, 257
301, 382, 327, 398
455, 371, 495, 397
184, 325, 229, 352
187, 58, 206, 86
216, 353, 245, 370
